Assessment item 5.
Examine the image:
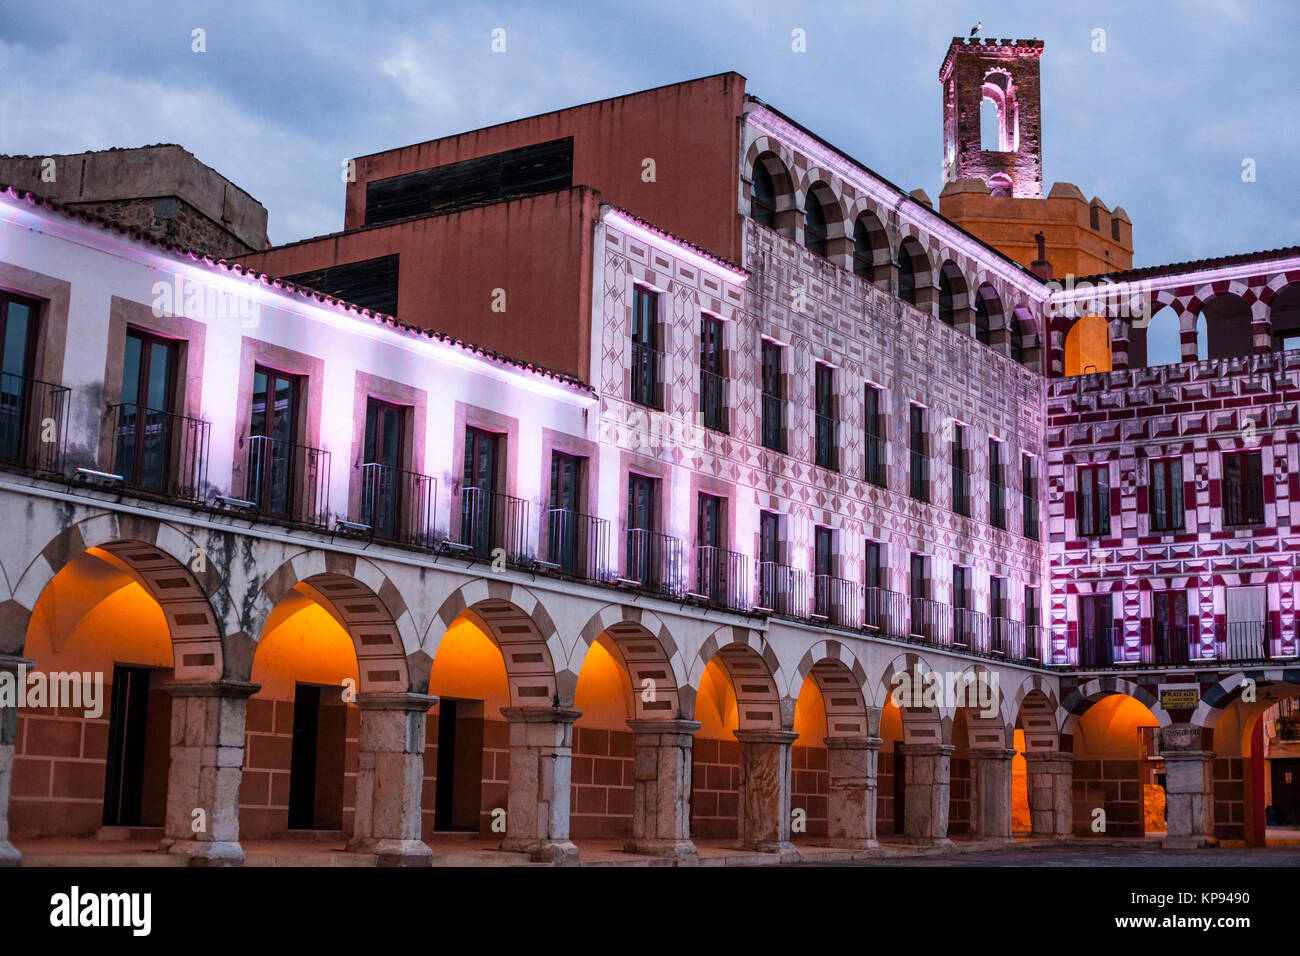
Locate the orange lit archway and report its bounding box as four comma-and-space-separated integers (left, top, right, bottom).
1064, 314, 1112, 375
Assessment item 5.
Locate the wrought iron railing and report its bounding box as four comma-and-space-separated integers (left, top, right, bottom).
357, 462, 435, 547
699, 369, 728, 433
545, 507, 609, 582
1217, 620, 1270, 661
458, 486, 529, 563
910, 598, 951, 645
695, 545, 748, 612
953, 606, 989, 651
1222, 481, 1265, 526
756, 562, 807, 617
814, 414, 839, 470
242, 434, 331, 527
108, 403, 210, 501
624, 527, 683, 596
910, 451, 929, 501
990, 616, 1024, 658
0, 371, 69, 474
1077, 626, 1121, 667
1025, 624, 1047, 663
1147, 623, 1190, 665
761, 392, 787, 452
630, 342, 662, 409
812, 574, 858, 628
864, 434, 887, 487
862, 587, 909, 638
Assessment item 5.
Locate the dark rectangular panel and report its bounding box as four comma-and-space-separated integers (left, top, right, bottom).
283, 254, 400, 317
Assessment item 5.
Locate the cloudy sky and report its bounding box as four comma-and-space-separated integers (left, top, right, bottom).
1, 0, 1295, 266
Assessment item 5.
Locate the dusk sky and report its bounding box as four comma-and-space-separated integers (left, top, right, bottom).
1, 0, 1295, 267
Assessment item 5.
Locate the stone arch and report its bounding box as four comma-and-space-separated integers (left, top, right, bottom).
250, 550, 417, 694
949, 664, 1012, 749
1011, 675, 1061, 752
878, 653, 944, 744
567, 604, 688, 720
937, 259, 968, 326
426, 577, 564, 705
973, 282, 1002, 345
744, 143, 797, 236
851, 209, 890, 283
1059, 678, 1171, 740
1266, 280, 1300, 350
802, 179, 843, 256
788, 639, 871, 738
1191, 290, 1254, 361
687, 625, 785, 731
10, 513, 229, 680
1008, 304, 1037, 366
896, 235, 932, 307
1063, 313, 1112, 375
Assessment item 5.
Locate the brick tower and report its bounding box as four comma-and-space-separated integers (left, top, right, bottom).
939, 36, 1044, 199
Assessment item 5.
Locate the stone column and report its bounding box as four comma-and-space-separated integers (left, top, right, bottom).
734, 728, 798, 853
952, 304, 977, 337
626, 718, 700, 862
969, 747, 1017, 840
0, 655, 30, 866
824, 735, 882, 849
349, 691, 436, 866
898, 742, 954, 845
1025, 751, 1074, 838
500, 706, 581, 864
159, 678, 258, 866
1160, 725, 1216, 849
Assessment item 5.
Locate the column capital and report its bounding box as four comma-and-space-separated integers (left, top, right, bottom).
734, 728, 799, 746
968, 747, 1019, 762
824, 735, 883, 752
162, 678, 260, 700
897, 742, 955, 757
627, 718, 701, 737
1160, 750, 1216, 762
501, 705, 581, 726
1025, 750, 1074, 765
354, 691, 436, 713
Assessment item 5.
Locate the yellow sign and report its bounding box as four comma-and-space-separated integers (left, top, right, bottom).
1160, 689, 1199, 710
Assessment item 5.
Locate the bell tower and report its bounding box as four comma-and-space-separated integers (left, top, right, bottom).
939, 36, 1044, 199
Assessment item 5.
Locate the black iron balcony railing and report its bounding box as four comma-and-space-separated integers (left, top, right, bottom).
695, 545, 748, 612
699, 369, 729, 433
864, 434, 887, 487
910, 451, 929, 501
242, 434, 331, 527
357, 462, 435, 547
990, 616, 1024, 658
1222, 481, 1265, 527
812, 574, 858, 628
761, 392, 787, 453
1022, 492, 1039, 540
630, 342, 662, 409
989, 481, 1007, 530
623, 527, 682, 596
1218, 620, 1270, 662
952, 466, 971, 516
458, 486, 529, 564
909, 597, 951, 645
756, 562, 807, 617
814, 414, 839, 470
1076, 495, 1110, 538
1145, 623, 1190, 665
108, 403, 210, 501
545, 507, 609, 582
0, 372, 69, 474
953, 606, 989, 651
1149, 487, 1184, 532
1025, 624, 1046, 663
862, 587, 908, 638
1077, 626, 1120, 667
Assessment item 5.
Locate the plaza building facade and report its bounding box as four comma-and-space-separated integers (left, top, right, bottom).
0, 37, 1297, 867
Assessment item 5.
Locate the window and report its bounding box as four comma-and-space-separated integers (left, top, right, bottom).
1076, 463, 1109, 537
865, 541, 884, 591
460, 426, 501, 556
757, 510, 786, 613
0, 292, 38, 465
988, 438, 1005, 529
361, 397, 407, 539
814, 362, 837, 470
853, 218, 875, 279
1025, 586, 1040, 627
812, 526, 840, 621
910, 405, 929, 501
1224, 586, 1268, 661
804, 193, 827, 256
898, 251, 916, 305
1222, 450, 1264, 526
696, 492, 725, 603
547, 452, 584, 573
1022, 453, 1039, 539
1148, 457, 1184, 532
864, 384, 886, 486
626, 473, 666, 589
761, 339, 785, 452
750, 163, 776, 227
953, 565, 971, 612
951, 423, 970, 516
1153, 590, 1188, 664
699, 314, 727, 432
630, 286, 660, 408
248, 366, 301, 518
1079, 594, 1114, 667
1025, 586, 1042, 660
1009, 321, 1025, 364
116, 328, 178, 491
974, 292, 991, 344
910, 553, 932, 639
938, 271, 955, 325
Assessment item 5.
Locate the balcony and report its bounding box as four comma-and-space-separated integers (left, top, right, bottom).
761, 392, 787, 453
695, 545, 748, 612
1025, 624, 1046, 663
699, 369, 728, 433
1077, 626, 1121, 667
953, 606, 989, 652
952, 466, 971, 516
909, 598, 951, 645
108, 403, 210, 502
812, 574, 858, 628
864, 434, 887, 487
624, 528, 682, 596
1146, 623, 1191, 665
1222, 481, 1265, 526
1217, 620, 1270, 662
357, 463, 435, 547
1076, 497, 1110, 538
862, 587, 908, 638
0, 372, 69, 474
909, 451, 929, 501
990, 616, 1025, 659
242, 434, 331, 528
544, 508, 609, 583
1022, 492, 1039, 540
630, 342, 663, 410
756, 562, 807, 617
989, 481, 1007, 530
458, 486, 529, 564
814, 414, 839, 470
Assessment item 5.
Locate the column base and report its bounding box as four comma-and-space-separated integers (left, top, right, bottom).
823, 837, 881, 851
501, 837, 579, 865
347, 837, 433, 866
161, 838, 245, 867
623, 838, 698, 863
1162, 835, 1217, 850
734, 839, 796, 856
0, 841, 20, 866
899, 835, 954, 848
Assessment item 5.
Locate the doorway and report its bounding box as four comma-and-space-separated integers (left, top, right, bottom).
287, 683, 346, 831
102, 665, 171, 828
433, 698, 485, 832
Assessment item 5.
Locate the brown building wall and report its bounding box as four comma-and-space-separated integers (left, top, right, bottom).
238, 187, 600, 381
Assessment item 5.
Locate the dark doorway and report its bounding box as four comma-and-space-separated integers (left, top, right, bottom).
287, 683, 345, 831
1273, 759, 1300, 827
893, 741, 907, 835
433, 698, 484, 832
103, 665, 171, 827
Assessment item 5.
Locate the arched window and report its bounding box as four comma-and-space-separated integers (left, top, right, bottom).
938, 272, 954, 325
898, 252, 916, 305
750, 163, 776, 227
804, 193, 827, 256
853, 218, 873, 279
1009, 321, 1024, 363
974, 295, 991, 344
